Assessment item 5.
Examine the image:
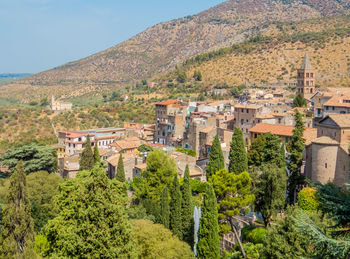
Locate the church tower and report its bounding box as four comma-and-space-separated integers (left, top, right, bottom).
297, 53, 316, 97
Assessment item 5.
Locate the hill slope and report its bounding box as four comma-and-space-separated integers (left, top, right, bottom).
1, 0, 350, 102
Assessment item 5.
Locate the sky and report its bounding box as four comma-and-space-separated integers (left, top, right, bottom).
0, 0, 224, 74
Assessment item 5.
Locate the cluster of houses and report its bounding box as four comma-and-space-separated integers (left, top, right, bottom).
54, 54, 350, 188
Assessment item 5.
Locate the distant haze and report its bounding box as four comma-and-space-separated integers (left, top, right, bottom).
0, 0, 223, 74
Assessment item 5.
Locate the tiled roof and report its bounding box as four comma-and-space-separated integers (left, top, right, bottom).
106, 153, 136, 167
250, 123, 317, 143
115, 137, 141, 150
326, 114, 350, 128
324, 94, 350, 108
156, 100, 179, 106
234, 104, 262, 109
135, 163, 147, 170
200, 127, 215, 134
312, 136, 339, 145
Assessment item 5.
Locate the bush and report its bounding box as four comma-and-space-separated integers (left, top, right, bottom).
242, 225, 266, 244
297, 187, 320, 212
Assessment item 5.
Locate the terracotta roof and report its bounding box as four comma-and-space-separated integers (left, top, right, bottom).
255, 113, 276, 119
156, 100, 179, 106
135, 163, 147, 170
250, 123, 317, 142
312, 136, 339, 145
234, 104, 262, 109
326, 114, 350, 128
106, 153, 136, 167
249, 123, 295, 136
200, 126, 215, 134
190, 169, 202, 177
115, 137, 142, 151
324, 94, 350, 108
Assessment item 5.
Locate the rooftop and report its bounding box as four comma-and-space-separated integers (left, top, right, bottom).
156, 100, 179, 106
300, 53, 313, 70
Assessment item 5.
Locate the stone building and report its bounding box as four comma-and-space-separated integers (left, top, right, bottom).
296, 53, 316, 98
50, 96, 72, 111
305, 114, 350, 187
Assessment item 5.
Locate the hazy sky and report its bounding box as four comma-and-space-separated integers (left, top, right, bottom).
0, 0, 224, 73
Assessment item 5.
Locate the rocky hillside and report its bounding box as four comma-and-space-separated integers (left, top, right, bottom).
1, 0, 350, 102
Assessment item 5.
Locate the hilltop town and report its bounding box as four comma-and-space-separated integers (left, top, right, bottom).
49, 54, 349, 189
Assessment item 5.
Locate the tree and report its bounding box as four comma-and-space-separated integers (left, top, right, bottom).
135, 149, 177, 203
193, 70, 202, 81
177, 69, 187, 83
40, 97, 49, 107
0, 161, 35, 258
255, 163, 287, 226
45, 165, 136, 258
0, 144, 57, 174
287, 109, 306, 204
297, 187, 320, 212
160, 186, 170, 228
27, 171, 63, 233
181, 165, 194, 246
248, 134, 266, 168
211, 169, 255, 258
292, 93, 307, 108
197, 184, 220, 259
79, 136, 94, 171
116, 153, 126, 182
228, 127, 248, 174
262, 206, 309, 259
131, 219, 193, 259
137, 144, 153, 153
170, 174, 182, 240
206, 135, 225, 180
93, 144, 100, 163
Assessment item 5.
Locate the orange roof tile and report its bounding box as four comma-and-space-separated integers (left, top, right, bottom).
324, 94, 350, 108
156, 100, 179, 106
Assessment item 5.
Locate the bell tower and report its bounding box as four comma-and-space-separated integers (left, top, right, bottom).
297, 53, 316, 97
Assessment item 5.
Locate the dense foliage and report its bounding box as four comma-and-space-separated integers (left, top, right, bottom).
297, 187, 320, 212
206, 135, 225, 180
79, 136, 95, 171
170, 174, 182, 240
0, 144, 57, 174
45, 165, 136, 258
197, 184, 220, 259
181, 165, 194, 247
131, 219, 193, 259
116, 153, 126, 182
0, 161, 35, 258
228, 127, 248, 174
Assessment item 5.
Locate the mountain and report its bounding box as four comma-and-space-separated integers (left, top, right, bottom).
1, 0, 350, 102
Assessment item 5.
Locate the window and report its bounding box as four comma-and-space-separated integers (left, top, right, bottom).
241, 109, 244, 112
286, 137, 289, 143
325, 163, 328, 169
326, 106, 329, 110
78, 137, 81, 142
332, 106, 335, 111
306, 73, 309, 78
241, 119, 244, 125
73, 144, 76, 148
254, 133, 257, 138
246, 119, 248, 123
306, 81, 309, 86
246, 109, 249, 113
311, 73, 314, 78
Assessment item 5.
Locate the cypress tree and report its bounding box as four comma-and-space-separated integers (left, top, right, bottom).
79, 136, 94, 171
287, 110, 305, 205
116, 153, 126, 182
197, 184, 220, 259
0, 161, 35, 258
228, 127, 248, 174
181, 165, 194, 246
206, 135, 225, 180
170, 174, 182, 239
160, 186, 170, 229
94, 144, 100, 164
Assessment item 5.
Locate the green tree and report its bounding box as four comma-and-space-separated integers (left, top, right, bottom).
264, 133, 286, 168
45, 165, 136, 258
181, 165, 194, 246
211, 169, 255, 257
170, 174, 182, 239
193, 70, 202, 81
27, 171, 63, 233
116, 153, 126, 182
292, 93, 307, 108
255, 163, 287, 226
93, 144, 100, 163
79, 136, 94, 171
262, 206, 309, 259
287, 110, 306, 204
138, 144, 153, 153
247, 134, 266, 168
206, 135, 225, 180
0, 161, 35, 258
134, 149, 177, 204
0, 144, 57, 174
197, 184, 220, 259
297, 187, 320, 212
228, 127, 248, 174
131, 219, 193, 259
177, 69, 187, 83
40, 97, 49, 107
160, 186, 170, 228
